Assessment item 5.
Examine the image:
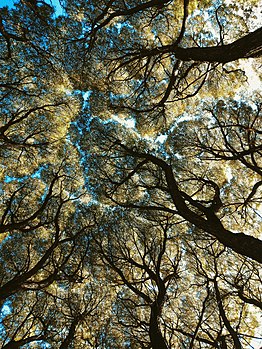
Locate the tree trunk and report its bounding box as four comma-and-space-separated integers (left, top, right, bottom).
149, 302, 169, 349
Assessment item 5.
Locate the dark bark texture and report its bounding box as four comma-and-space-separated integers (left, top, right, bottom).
175, 27, 262, 63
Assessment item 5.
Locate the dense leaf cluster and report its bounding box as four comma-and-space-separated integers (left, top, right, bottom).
0, 0, 261, 348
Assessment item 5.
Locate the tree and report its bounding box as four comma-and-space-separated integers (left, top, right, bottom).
0, 0, 261, 348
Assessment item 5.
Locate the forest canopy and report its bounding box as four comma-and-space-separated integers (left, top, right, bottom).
0, 0, 261, 348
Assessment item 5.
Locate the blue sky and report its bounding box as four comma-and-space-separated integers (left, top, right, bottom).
1, 0, 64, 16
1, 0, 15, 6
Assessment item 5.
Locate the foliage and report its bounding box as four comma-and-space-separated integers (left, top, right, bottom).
0, 0, 261, 348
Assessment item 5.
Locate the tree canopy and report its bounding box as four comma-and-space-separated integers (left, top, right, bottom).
0, 0, 261, 348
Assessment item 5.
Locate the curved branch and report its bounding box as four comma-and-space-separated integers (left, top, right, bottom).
113, 141, 262, 263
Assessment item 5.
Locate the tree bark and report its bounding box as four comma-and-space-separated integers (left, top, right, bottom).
163, 160, 262, 264
138, 27, 262, 63
115, 142, 262, 263
149, 302, 169, 349
60, 319, 79, 349
175, 27, 262, 63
